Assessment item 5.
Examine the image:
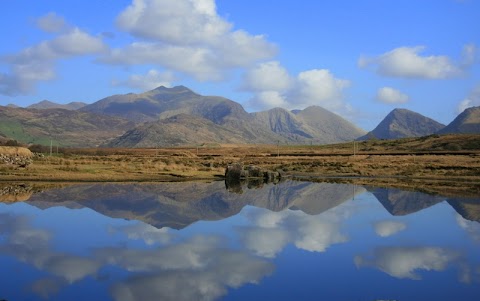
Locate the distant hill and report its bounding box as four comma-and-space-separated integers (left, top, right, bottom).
361, 108, 445, 140
107, 114, 249, 147
28, 100, 87, 110
80, 85, 249, 124
0, 106, 133, 147
106, 106, 366, 147
90, 86, 366, 146
252, 106, 366, 144
438, 106, 480, 134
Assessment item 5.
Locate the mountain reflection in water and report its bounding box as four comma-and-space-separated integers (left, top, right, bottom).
0, 180, 479, 301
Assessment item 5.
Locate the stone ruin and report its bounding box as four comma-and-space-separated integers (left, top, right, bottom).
0, 146, 33, 168
224, 162, 286, 193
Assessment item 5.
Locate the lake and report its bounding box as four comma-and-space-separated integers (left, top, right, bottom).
0, 180, 479, 301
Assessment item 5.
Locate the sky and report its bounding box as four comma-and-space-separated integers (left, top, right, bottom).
0, 0, 479, 130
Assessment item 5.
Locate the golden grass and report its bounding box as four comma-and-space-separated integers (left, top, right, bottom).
0, 146, 32, 157
1, 143, 479, 183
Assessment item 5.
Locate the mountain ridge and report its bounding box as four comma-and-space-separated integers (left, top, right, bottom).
3, 86, 480, 147
438, 106, 480, 134
360, 108, 445, 140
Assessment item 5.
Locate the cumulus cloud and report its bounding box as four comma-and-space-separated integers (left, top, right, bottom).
239, 205, 350, 257
376, 87, 410, 104
116, 0, 230, 44
36, 12, 68, 33
101, 0, 276, 81
0, 213, 101, 283
0, 26, 107, 96
292, 69, 350, 109
112, 69, 175, 91
354, 246, 458, 279
242, 61, 292, 92
359, 46, 462, 79
98, 235, 274, 301
457, 83, 480, 113
461, 43, 477, 67
373, 220, 407, 237
456, 214, 480, 242
243, 61, 351, 111
241, 228, 290, 258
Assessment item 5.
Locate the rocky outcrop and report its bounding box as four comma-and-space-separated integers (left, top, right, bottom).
225, 163, 285, 193
0, 146, 33, 167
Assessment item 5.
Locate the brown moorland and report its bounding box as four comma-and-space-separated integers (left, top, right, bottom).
1, 134, 479, 195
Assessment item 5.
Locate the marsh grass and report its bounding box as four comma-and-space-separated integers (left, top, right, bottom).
2, 134, 480, 182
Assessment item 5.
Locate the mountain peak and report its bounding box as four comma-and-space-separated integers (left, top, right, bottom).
438, 106, 480, 134
152, 85, 194, 93
363, 108, 445, 139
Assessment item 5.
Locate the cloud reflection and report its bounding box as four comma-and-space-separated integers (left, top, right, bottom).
240, 204, 351, 257
373, 220, 407, 237
1, 211, 274, 301
355, 246, 458, 279
456, 214, 480, 242
0, 213, 101, 285
109, 222, 172, 245
100, 236, 274, 301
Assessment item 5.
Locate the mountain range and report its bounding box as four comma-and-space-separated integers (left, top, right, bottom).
1, 85, 479, 147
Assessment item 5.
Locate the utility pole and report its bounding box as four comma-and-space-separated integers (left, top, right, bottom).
50, 139, 53, 156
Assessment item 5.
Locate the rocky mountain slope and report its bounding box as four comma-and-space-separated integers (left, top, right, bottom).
80, 85, 249, 124
0, 106, 134, 147
361, 108, 445, 140
102, 85, 366, 147
438, 106, 480, 134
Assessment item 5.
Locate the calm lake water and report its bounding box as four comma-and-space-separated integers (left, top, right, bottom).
1, 180, 479, 301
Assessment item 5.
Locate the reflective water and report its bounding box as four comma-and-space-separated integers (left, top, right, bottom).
0, 181, 479, 300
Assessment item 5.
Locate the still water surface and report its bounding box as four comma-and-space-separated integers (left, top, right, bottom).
0, 180, 479, 300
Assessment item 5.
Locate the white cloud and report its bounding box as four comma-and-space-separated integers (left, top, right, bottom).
0, 27, 107, 96
373, 220, 407, 237
99, 235, 274, 301
242, 61, 292, 92
292, 69, 350, 109
359, 46, 462, 79
376, 87, 410, 104
36, 12, 68, 33
456, 213, 480, 242
240, 205, 351, 257
355, 246, 458, 279
241, 228, 290, 258
112, 69, 175, 91
249, 91, 289, 109
457, 83, 480, 113
102, 0, 276, 81
116, 0, 230, 45
0, 213, 101, 283
244, 62, 351, 111
461, 43, 477, 67
110, 222, 173, 245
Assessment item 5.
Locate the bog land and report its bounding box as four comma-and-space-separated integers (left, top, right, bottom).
1, 134, 480, 196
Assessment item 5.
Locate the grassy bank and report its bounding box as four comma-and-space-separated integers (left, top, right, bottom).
1, 134, 479, 183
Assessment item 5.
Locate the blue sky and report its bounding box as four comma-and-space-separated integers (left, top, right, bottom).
0, 0, 479, 130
